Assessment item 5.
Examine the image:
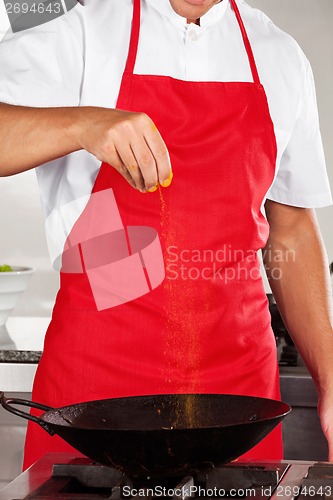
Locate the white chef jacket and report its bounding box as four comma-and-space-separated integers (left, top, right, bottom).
0, 0, 331, 265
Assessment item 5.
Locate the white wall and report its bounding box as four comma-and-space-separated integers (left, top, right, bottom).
0, 6, 59, 317
0, 0, 332, 317
0, 171, 59, 316
247, 0, 333, 288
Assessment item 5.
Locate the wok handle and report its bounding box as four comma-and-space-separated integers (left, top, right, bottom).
0, 392, 55, 435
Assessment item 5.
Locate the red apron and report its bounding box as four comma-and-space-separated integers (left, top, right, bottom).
24, 0, 281, 469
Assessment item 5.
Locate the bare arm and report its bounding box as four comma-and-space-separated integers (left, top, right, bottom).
264, 199, 333, 459
0, 102, 172, 191
0, 102, 82, 174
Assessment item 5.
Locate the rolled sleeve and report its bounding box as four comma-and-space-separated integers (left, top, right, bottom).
267, 59, 332, 208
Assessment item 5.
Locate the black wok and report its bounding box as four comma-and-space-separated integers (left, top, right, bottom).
0, 392, 290, 477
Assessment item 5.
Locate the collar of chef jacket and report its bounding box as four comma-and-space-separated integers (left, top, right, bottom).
147, 0, 228, 28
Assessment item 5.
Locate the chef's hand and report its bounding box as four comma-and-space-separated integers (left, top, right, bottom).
318, 394, 333, 461
75, 107, 172, 192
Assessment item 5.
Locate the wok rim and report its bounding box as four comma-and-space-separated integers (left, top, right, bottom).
39, 393, 291, 432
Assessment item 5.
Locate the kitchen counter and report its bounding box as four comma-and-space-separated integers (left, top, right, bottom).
0, 317, 49, 392
0, 350, 41, 363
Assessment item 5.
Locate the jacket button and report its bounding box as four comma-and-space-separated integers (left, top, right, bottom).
188, 30, 198, 42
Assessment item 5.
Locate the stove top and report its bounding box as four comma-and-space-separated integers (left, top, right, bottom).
1, 454, 333, 500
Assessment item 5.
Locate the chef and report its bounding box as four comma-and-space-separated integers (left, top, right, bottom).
0, 0, 333, 469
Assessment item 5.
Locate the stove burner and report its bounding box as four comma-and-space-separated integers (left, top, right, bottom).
4, 454, 333, 500
22, 458, 289, 499
298, 463, 333, 498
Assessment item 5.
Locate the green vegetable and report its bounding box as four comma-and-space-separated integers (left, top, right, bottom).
0, 264, 13, 272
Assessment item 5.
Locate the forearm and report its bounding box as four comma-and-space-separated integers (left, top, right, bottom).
0, 102, 83, 175
0, 103, 172, 191
264, 203, 333, 397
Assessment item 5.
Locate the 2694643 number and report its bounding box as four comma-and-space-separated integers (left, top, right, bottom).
5, 3, 62, 15
276, 485, 332, 497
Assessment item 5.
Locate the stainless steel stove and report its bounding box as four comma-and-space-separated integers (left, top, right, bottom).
1, 453, 333, 500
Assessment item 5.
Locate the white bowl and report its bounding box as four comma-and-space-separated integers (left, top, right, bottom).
0, 266, 35, 326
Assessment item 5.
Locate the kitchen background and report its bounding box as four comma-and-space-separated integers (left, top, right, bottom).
0, 0, 333, 318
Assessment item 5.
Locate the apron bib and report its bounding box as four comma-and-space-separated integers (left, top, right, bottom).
24, 0, 281, 469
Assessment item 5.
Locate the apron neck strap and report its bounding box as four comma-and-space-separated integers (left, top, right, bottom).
123, 0, 141, 75
124, 0, 261, 86
230, 0, 261, 85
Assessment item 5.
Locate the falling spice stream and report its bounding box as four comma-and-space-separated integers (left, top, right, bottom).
158, 186, 200, 428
